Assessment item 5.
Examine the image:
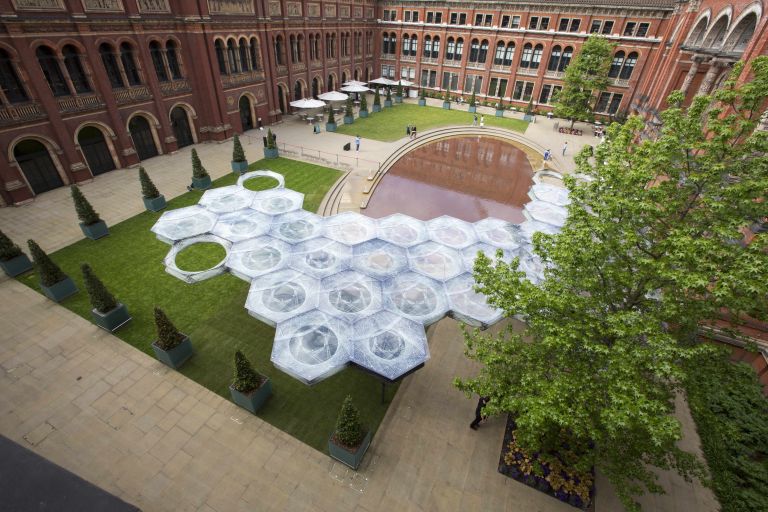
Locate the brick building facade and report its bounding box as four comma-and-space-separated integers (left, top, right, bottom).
0, 0, 765, 205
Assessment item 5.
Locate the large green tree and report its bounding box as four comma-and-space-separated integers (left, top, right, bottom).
552, 35, 614, 127
457, 57, 768, 511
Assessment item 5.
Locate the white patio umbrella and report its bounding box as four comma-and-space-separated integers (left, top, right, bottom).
317, 91, 349, 101
342, 80, 367, 87
396, 79, 415, 87
369, 77, 398, 86
340, 84, 371, 93
289, 98, 326, 109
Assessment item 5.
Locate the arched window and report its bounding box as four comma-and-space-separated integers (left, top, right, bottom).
687, 17, 709, 46
331, 33, 337, 58
308, 35, 314, 60
99, 43, 124, 88
431, 36, 440, 59
410, 35, 418, 57
446, 37, 455, 60
62, 45, 91, 93
494, 42, 505, 65
250, 37, 261, 70
559, 46, 573, 71
423, 36, 432, 58
120, 43, 141, 85
608, 51, 625, 78
520, 43, 533, 68
37, 45, 69, 96
383, 33, 389, 54
150, 41, 169, 81
227, 39, 239, 72
619, 51, 637, 79
289, 35, 297, 64
294, 80, 302, 100
469, 38, 480, 62
531, 44, 543, 70
388, 33, 396, 54
239, 38, 250, 70
327, 33, 333, 58
214, 40, 227, 74
478, 40, 488, 63
703, 15, 729, 48
403, 33, 411, 55
0, 49, 28, 103
275, 36, 285, 65
166, 40, 182, 79
724, 13, 757, 51
455, 38, 464, 59
504, 43, 515, 66
547, 45, 562, 72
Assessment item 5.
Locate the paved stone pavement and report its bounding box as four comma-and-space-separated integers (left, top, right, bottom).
0, 108, 717, 511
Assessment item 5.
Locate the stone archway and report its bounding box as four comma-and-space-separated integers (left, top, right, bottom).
13, 139, 64, 195
170, 106, 194, 149
239, 95, 254, 130
77, 126, 116, 176
129, 115, 159, 160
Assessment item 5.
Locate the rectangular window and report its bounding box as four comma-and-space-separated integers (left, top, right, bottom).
523, 82, 534, 101
511, 15, 520, 28
595, 92, 611, 112
513, 80, 524, 100
475, 14, 483, 26
383, 9, 390, 20
513, 81, 534, 101
529, 16, 538, 29
427, 12, 433, 23
450, 12, 457, 24
608, 93, 623, 114
637, 22, 649, 37
489, 77, 498, 96
405, 11, 411, 22
602, 20, 614, 34
559, 18, 569, 31
421, 69, 437, 87
464, 74, 483, 94
624, 22, 636, 36
412, 11, 419, 22
459, 13, 466, 24
590, 20, 601, 33
488, 77, 508, 97
540, 17, 550, 30
484, 14, 492, 26
501, 15, 510, 28
442, 71, 459, 90
435, 12, 442, 23
570, 19, 580, 32
538, 84, 562, 104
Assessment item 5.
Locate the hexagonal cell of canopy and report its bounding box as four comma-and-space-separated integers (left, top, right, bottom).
236, 170, 286, 190
349, 311, 429, 382
322, 211, 378, 246
523, 200, 568, 228
319, 270, 383, 323
445, 273, 504, 328
245, 268, 320, 326
289, 237, 351, 279
269, 210, 324, 244
351, 240, 408, 280
272, 309, 351, 385
211, 209, 272, 243
519, 220, 562, 242
461, 242, 511, 273
199, 186, 256, 214
473, 218, 525, 253
408, 241, 464, 282
163, 234, 231, 284
528, 183, 571, 207
382, 271, 449, 326
250, 188, 304, 216
426, 216, 478, 249
151, 205, 219, 244
518, 248, 548, 285
226, 235, 291, 281
376, 213, 429, 248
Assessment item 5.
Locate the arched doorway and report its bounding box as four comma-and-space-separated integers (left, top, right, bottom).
293, 80, 303, 100
342, 72, 347, 84
239, 96, 254, 130
312, 77, 320, 98
170, 107, 194, 149
277, 84, 287, 114
365, 67, 370, 82
328, 74, 335, 91
78, 126, 116, 176
14, 140, 64, 195
129, 115, 158, 160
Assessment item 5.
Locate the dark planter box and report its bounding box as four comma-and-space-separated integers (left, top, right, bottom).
468, 106, 477, 113
0, 254, 33, 277
372, 104, 381, 112
418, 99, 426, 106
192, 175, 211, 190
359, 110, 369, 118
442, 101, 451, 110
263, 147, 279, 159
343, 116, 354, 125
495, 109, 505, 117
394, 96, 403, 104
91, 303, 131, 332
326, 122, 337, 132
328, 431, 372, 470
80, 220, 109, 240
143, 195, 166, 212
523, 114, 534, 122
384, 100, 392, 107
229, 379, 272, 414
41, 277, 78, 302
152, 336, 193, 369
231, 160, 249, 173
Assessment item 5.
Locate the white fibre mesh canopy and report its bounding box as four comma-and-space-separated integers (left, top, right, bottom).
152, 168, 570, 384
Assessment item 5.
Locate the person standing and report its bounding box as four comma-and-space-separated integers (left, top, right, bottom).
257, 117, 263, 131
562, 141, 568, 156
411, 125, 417, 139
473, 114, 478, 126
543, 149, 551, 161
406, 124, 411, 137
480, 115, 485, 128
470, 396, 490, 430
355, 135, 361, 152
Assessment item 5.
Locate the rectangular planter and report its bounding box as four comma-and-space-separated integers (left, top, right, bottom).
495, 109, 505, 117
372, 104, 381, 112
263, 147, 279, 159
0, 254, 33, 277
442, 102, 451, 110
359, 110, 369, 118
152, 336, 193, 369
229, 379, 272, 414
394, 96, 403, 104
468, 106, 477, 113
326, 122, 337, 132
343, 116, 354, 125
41, 277, 78, 302
143, 195, 166, 212
192, 175, 211, 190
80, 220, 109, 240
523, 114, 534, 122
418, 99, 426, 106
383, 100, 392, 108
328, 431, 372, 470
231, 160, 249, 174
91, 303, 131, 332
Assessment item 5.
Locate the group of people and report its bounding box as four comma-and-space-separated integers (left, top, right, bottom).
543, 141, 569, 161
406, 124, 418, 139
472, 114, 485, 128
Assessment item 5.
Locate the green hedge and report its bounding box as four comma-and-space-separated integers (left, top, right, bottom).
685, 355, 768, 512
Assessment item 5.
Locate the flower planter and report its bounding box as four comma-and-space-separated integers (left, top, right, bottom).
152, 336, 193, 369
326, 122, 338, 132
79, 220, 109, 240
372, 104, 381, 112
192, 175, 211, 190
41, 277, 78, 302
91, 303, 131, 332
343, 116, 354, 125
231, 160, 249, 174
495, 109, 505, 117
418, 99, 426, 107
328, 430, 372, 470
442, 101, 451, 110
143, 195, 166, 212
0, 254, 33, 277
384, 100, 392, 108
263, 147, 279, 159
394, 96, 403, 104
359, 110, 369, 118
229, 379, 273, 414
468, 106, 477, 113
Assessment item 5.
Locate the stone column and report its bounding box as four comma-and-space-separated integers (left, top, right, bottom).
697, 59, 722, 95
680, 55, 702, 94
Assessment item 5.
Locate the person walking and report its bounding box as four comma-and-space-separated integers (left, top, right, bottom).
562, 141, 568, 156
406, 125, 411, 137
411, 125, 417, 139
472, 114, 478, 127
480, 115, 485, 128
543, 149, 551, 161
355, 135, 361, 152
470, 396, 490, 430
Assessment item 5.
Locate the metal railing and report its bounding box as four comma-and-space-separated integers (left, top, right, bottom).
221, 70, 265, 89
114, 85, 153, 104
243, 135, 380, 173
0, 101, 47, 126
159, 79, 192, 97
57, 93, 104, 114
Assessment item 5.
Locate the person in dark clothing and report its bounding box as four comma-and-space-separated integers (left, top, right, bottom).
406, 125, 411, 137
470, 396, 490, 430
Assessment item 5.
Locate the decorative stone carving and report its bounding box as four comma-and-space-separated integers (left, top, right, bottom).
208, 0, 254, 14
12, 0, 64, 9
307, 3, 319, 17
268, 0, 280, 16
82, 0, 123, 11
286, 1, 301, 16
137, 0, 169, 12
339, 5, 350, 17
324, 4, 336, 17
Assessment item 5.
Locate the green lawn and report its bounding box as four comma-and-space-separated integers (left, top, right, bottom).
17, 157, 400, 452
336, 103, 529, 141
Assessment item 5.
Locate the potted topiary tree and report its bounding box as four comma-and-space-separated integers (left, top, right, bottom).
263, 129, 279, 159
468, 91, 477, 113
359, 93, 369, 118
71, 185, 109, 240
524, 98, 535, 122
0, 230, 33, 277
139, 167, 166, 212
384, 87, 393, 108
151, 307, 193, 369
191, 149, 211, 190
442, 90, 451, 109
328, 395, 372, 470
81, 263, 131, 332
27, 240, 77, 302
418, 87, 426, 107
326, 107, 337, 132
229, 350, 272, 414
495, 97, 505, 117
372, 88, 382, 112
395, 81, 403, 104
231, 134, 248, 174
344, 97, 355, 124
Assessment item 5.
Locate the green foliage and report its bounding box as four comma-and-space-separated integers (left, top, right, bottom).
385, 87, 392, 102
525, 98, 534, 114
469, 91, 476, 107
81, 263, 118, 313
420, 87, 426, 99
373, 88, 381, 106
685, 354, 768, 512
456, 57, 768, 511
345, 97, 354, 117
396, 81, 403, 97
496, 97, 505, 110
138, 166, 160, 199
0, 230, 23, 261
153, 307, 185, 350
360, 93, 368, 111
443, 90, 450, 102
232, 134, 246, 163
232, 350, 264, 393
70, 185, 100, 225
327, 107, 336, 124
191, 149, 209, 179
552, 35, 613, 126
334, 395, 364, 447
27, 239, 66, 287
265, 129, 277, 149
